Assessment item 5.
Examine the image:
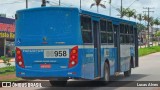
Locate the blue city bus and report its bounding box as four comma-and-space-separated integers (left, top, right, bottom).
15, 7, 138, 86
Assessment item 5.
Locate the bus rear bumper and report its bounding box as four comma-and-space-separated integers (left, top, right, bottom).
16, 66, 81, 80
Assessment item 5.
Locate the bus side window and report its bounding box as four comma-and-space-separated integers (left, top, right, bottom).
120, 24, 125, 33
120, 24, 125, 44
120, 35, 125, 43
100, 19, 107, 43
107, 21, 113, 44
130, 26, 134, 43
107, 21, 113, 32
126, 35, 130, 43
108, 33, 113, 43
81, 15, 92, 43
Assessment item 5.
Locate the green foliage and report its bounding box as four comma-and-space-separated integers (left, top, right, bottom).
0, 66, 15, 72
137, 23, 146, 33
137, 14, 143, 22
139, 46, 160, 56
155, 31, 160, 37
126, 8, 136, 20
154, 18, 160, 26
0, 56, 11, 67
0, 66, 15, 76
0, 66, 21, 81
116, 8, 128, 18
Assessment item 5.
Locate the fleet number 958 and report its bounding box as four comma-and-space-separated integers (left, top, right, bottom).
44, 50, 69, 58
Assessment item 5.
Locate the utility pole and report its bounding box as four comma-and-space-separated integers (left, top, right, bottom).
59, 0, 61, 6
80, 0, 81, 9
109, 0, 111, 16
120, 0, 123, 18
143, 7, 154, 47
26, 0, 28, 8
41, 0, 46, 7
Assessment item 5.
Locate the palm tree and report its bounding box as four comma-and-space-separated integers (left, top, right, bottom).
154, 18, 160, 38
126, 8, 136, 20
149, 17, 154, 26
137, 14, 143, 24
90, 0, 106, 13
133, 14, 137, 22
137, 14, 144, 47
149, 17, 154, 45
154, 18, 160, 28
116, 8, 127, 18
143, 14, 148, 26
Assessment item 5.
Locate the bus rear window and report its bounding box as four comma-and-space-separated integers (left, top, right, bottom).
81, 15, 92, 43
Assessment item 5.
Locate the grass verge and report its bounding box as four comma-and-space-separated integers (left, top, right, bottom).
0, 66, 22, 81
139, 46, 160, 57
0, 66, 15, 75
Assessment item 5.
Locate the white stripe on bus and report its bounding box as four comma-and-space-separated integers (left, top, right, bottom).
17, 45, 116, 49
17, 45, 92, 49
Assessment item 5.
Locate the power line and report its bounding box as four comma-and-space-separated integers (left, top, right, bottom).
0, 0, 24, 5
47, 0, 75, 7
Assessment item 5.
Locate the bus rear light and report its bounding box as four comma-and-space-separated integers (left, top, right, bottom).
72, 50, 77, 54
17, 50, 21, 55
18, 56, 22, 60
69, 46, 78, 68
19, 61, 22, 65
71, 55, 76, 60
16, 47, 25, 68
71, 61, 76, 65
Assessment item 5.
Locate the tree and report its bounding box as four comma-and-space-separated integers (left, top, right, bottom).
90, 0, 106, 13
155, 31, 160, 37
154, 18, 160, 28
126, 8, 136, 20
133, 14, 137, 22
137, 14, 143, 24
143, 14, 148, 25
149, 17, 154, 26
116, 8, 127, 18
137, 23, 146, 33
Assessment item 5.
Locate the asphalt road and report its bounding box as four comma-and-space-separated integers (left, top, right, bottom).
1, 52, 160, 90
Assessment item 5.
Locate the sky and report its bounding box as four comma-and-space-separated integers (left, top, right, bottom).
0, 0, 160, 23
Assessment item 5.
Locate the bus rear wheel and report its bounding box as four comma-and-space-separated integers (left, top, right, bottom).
102, 63, 110, 84
49, 80, 67, 87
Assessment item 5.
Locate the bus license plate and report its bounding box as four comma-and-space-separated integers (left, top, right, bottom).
44, 50, 69, 58
40, 64, 51, 68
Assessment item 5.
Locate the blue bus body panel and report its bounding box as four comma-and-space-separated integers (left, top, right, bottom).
100, 47, 117, 76
16, 48, 84, 78
81, 48, 95, 79
16, 7, 84, 79
16, 7, 82, 46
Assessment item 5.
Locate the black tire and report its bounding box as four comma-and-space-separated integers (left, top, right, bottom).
102, 63, 110, 84
49, 80, 67, 87
124, 67, 131, 77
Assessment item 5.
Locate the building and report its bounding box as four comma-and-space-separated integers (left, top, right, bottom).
0, 17, 15, 57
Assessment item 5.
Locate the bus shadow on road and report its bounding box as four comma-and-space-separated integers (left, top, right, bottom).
37, 74, 148, 90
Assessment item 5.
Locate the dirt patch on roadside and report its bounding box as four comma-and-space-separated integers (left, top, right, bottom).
0, 73, 16, 81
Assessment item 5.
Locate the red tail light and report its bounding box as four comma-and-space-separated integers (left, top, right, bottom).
16, 47, 25, 68
69, 46, 78, 68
